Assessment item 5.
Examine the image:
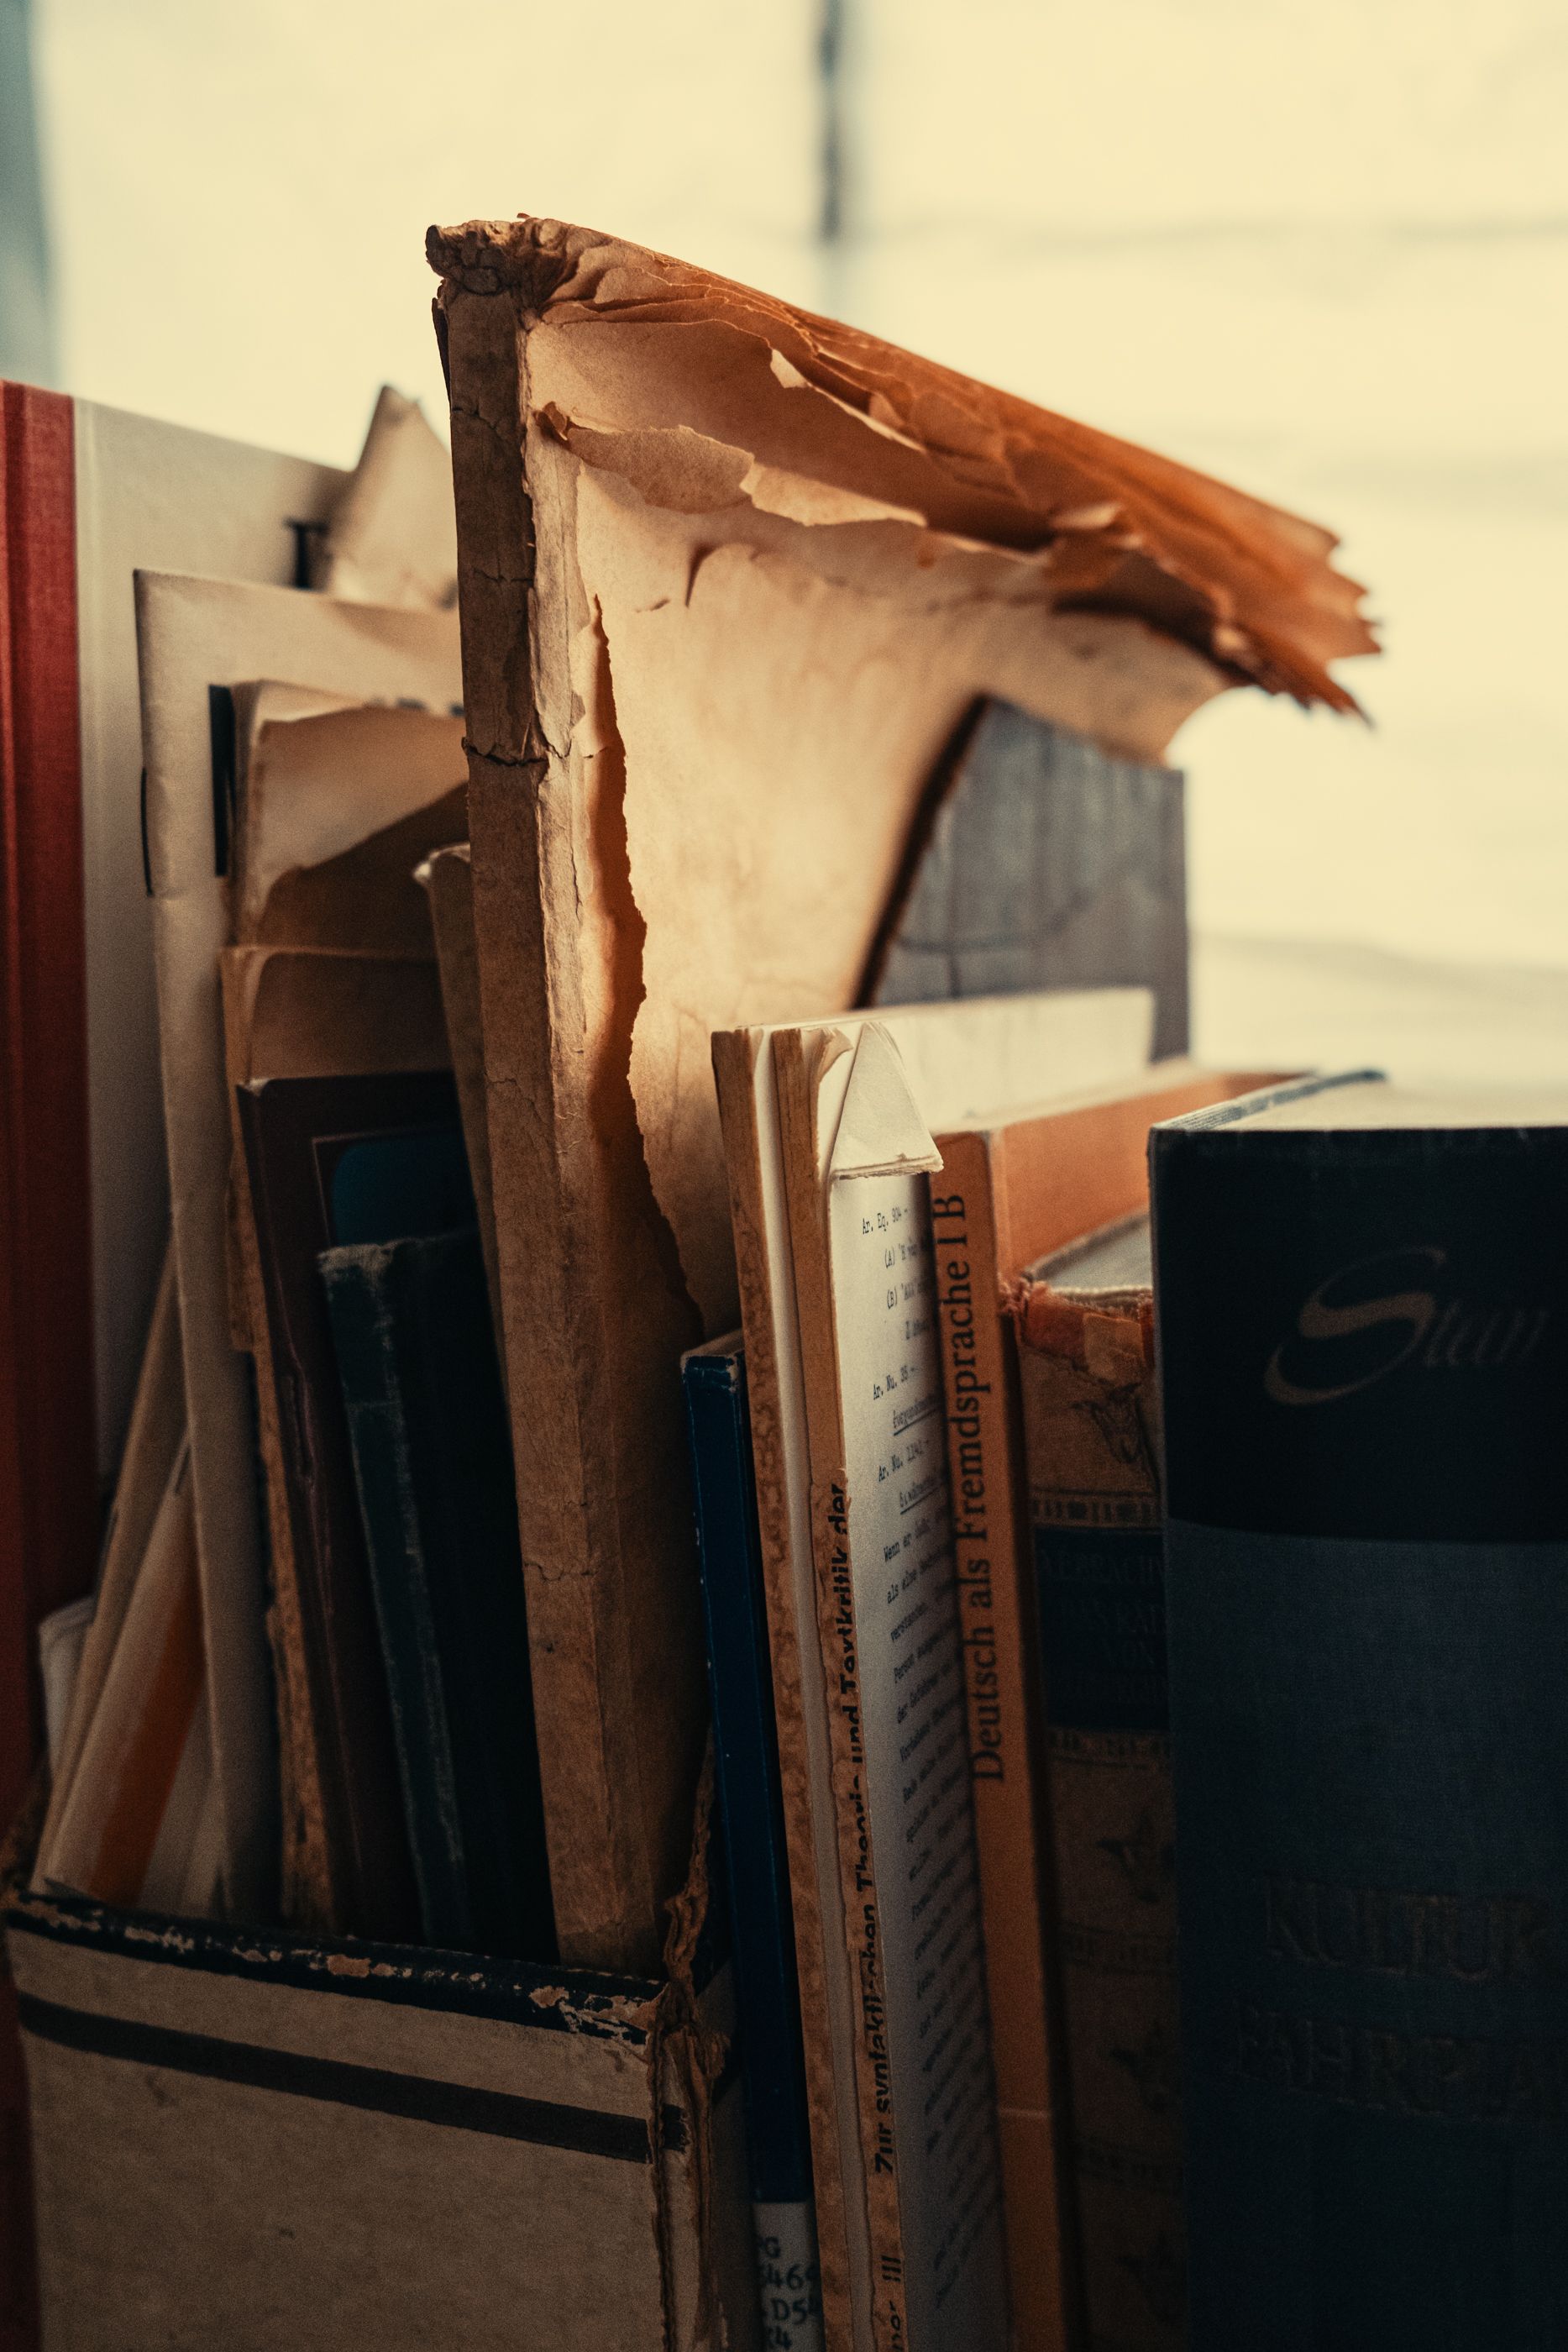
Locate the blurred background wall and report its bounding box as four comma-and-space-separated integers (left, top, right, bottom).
15, 0, 1568, 1005
1, 0, 54, 384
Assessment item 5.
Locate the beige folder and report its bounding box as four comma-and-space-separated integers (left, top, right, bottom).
136, 572, 461, 1914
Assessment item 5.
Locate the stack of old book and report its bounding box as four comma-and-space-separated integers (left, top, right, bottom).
8, 217, 1560, 2352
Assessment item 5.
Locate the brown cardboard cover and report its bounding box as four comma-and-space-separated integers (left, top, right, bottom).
414, 844, 506, 1365
1012, 1299, 1174, 2352
427, 215, 1371, 1976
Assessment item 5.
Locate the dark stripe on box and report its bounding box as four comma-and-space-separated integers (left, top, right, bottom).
16, 1992, 685, 2161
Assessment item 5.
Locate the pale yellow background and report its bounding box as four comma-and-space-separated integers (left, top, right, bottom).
31, 0, 1568, 1053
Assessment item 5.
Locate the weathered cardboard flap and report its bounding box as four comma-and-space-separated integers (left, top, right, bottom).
4, 1757, 753, 2350
430, 214, 1377, 710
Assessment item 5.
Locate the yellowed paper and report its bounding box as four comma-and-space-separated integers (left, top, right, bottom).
35, 1246, 185, 1881
547, 413, 1222, 1340
36, 1601, 94, 1773
138, 1672, 215, 1916
137, 570, 461, 1912
37, 1445, 202, 1909
71, 402, 343, 1483
317, 384, 459, 612
224, 947, 451, 1083
233, 686, 465, 946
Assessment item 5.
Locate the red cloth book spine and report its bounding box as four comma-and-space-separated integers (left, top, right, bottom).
0, 379, 97, 2352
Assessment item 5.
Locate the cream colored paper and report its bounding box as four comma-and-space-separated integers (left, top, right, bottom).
544, 436, 1222, 1342
176, 1735, 227, 1919
71, 401, 344, 1478
37, 1444, 202, 1908
233, 685, 465, 944
823, 1158, 1009, 2351
317, 384, 459, 612
138, 1675, 214, 1915
36, 1246, 185, 1878
36, 1601, 94, 1773
137, 570, 461, 1912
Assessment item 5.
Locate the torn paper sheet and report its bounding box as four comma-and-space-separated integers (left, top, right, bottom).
232, 685, 466, 949
233, 686, 464, 931
317, 385, 459, 611
225, 948, 451, 1084
569, 465, 1193, 1335
433, 216, 1377, 708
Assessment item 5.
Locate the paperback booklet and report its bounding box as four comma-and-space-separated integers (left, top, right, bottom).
932, 1062, 1271, 2350
714, 987, 1152, 2351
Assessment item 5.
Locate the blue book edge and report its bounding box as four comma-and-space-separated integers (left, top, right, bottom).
682, 1337, 824, 2350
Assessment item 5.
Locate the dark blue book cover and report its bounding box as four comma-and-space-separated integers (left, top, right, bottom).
682, 1336, 823, 2351
320, 1227, 553, 1964
237, 1068, 475, 1941
1151, 1073, 1568, 2349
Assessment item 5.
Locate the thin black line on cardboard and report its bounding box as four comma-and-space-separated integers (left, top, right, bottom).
17, 1992, 688, 2162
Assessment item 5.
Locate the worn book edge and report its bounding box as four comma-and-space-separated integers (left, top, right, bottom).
776, 1024, 914, 2352
928, 1131, 1079, 2352
712, 1026, 865, 2352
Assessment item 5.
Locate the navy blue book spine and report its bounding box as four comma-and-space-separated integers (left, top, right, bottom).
682, 1343, 822, 2349
321, 1228, 553, 1964
1151, 1084, 1568, 2348
318, 1237, 472, 1950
